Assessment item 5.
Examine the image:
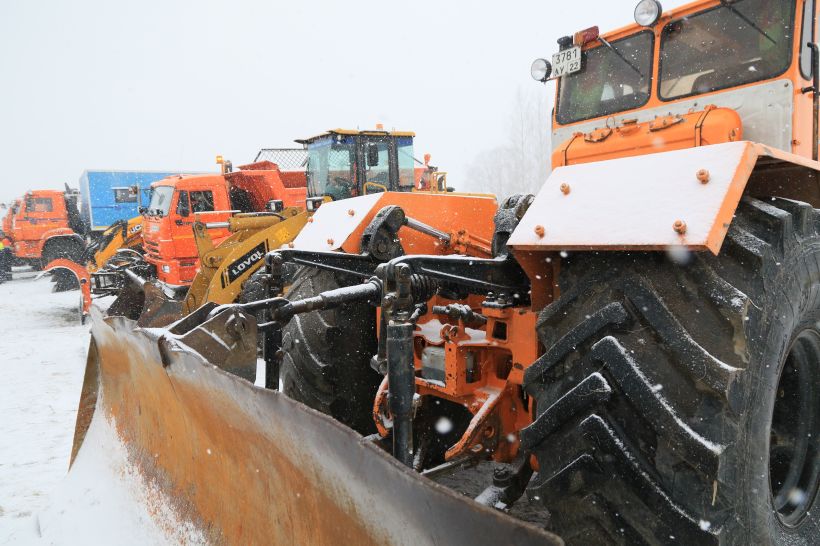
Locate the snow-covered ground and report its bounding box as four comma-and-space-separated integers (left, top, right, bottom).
0, 273, 89, 530
0, 274, 201, 545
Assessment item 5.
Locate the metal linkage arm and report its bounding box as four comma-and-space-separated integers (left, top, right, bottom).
266, 249, 381, 281
385, 254, 530, 301
209, 279, 383, 330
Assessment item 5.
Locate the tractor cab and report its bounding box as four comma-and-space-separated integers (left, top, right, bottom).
297, 129, 418, 201
532, 0, 818, 167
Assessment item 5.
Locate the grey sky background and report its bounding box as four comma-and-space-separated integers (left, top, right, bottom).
0, 0, 690, 203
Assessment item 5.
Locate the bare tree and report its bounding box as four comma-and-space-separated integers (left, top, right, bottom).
463, 86, 551, 199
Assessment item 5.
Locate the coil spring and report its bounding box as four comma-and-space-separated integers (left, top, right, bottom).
409, 274, 438, 302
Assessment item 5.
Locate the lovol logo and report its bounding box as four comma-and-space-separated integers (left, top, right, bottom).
222, 241, 268, 288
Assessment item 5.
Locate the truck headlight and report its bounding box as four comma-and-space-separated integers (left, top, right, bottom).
634, 0, 662, 27
161, 265, 171, 273
530, 58, 552, 82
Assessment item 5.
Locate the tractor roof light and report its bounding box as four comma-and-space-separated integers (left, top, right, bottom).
573, 26, 600, 46
634, 0, 662, 27
531, 58, 552, 82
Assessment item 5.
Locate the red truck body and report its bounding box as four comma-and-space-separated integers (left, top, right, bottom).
143, 161, 306, 285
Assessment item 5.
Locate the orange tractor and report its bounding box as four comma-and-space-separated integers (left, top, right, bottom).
251, 0, 820, 542
75, 1, 818, 544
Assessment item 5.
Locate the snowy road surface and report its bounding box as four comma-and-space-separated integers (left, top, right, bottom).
0, 276, 200, 545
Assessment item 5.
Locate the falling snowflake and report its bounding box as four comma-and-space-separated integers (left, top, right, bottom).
435, 417, 453, 434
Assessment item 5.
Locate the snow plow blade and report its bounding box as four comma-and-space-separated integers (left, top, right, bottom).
42, 258, 92, 318
72, 306, 560, 545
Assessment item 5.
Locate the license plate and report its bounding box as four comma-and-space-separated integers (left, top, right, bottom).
552, 46, 582, 78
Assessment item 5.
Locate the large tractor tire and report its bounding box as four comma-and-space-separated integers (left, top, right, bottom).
280, 267, 381, 435
521, 197, 819, 545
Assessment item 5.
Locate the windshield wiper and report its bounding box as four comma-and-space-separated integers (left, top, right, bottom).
598, 37, 644, 78
720, 0, 776, 45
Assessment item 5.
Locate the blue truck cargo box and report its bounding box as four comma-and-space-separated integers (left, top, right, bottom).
79, 170, 194, 232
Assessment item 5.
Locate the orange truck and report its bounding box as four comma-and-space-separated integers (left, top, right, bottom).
142, 158, 307, 285
4, 188, 86, 267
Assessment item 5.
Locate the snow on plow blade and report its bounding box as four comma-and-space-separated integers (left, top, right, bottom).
42, 258, 92, 317
73, 306, 560, 545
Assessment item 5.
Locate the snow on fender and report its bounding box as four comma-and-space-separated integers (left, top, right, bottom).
508, 141, 820, 255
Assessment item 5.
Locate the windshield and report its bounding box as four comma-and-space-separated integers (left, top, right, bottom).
660, 0, 795, 100
396, 136, 416, 189
556, 31, 654, 125
147, 185, 174, 216
306, 135, 356, 200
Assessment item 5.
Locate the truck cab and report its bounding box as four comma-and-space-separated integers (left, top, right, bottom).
9, 189, 85, 265
142, 161, 307, 285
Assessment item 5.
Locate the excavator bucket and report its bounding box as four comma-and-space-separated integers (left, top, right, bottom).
71, 306, 561, 545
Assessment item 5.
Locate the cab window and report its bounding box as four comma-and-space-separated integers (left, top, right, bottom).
396, 136, 416, 189
176, 191, 189, 216
147, 186, 174, 216
363, 140, 390, 192
306, 135, 356, 200
660, 0, 796, 100
113, 187, 137, 203
190, 191, 215, 213
556, 31, 654, 124
25, 196, 54, 213
800, 0, 816, 80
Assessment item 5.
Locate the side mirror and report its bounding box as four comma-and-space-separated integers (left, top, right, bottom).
367, 144, 380, 167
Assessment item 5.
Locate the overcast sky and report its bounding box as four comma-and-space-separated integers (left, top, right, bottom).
0, 0, 690, 203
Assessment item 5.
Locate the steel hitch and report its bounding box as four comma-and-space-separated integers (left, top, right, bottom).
208, 279, 383, 329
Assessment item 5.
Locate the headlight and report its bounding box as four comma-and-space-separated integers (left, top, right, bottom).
305, 197, 325, 212
530, 58, 552, 82
634, 0, 662, 27
161, 265, 171, 273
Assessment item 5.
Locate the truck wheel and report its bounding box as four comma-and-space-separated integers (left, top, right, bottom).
42, 238, 84, 267
521, 197, 819, 545
280, 267, 380, 435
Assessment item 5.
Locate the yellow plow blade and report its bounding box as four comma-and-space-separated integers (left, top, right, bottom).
72, 306, 560, 545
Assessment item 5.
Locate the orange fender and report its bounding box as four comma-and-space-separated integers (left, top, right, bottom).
44, 258, 92, 317
38, 228, 81, 255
